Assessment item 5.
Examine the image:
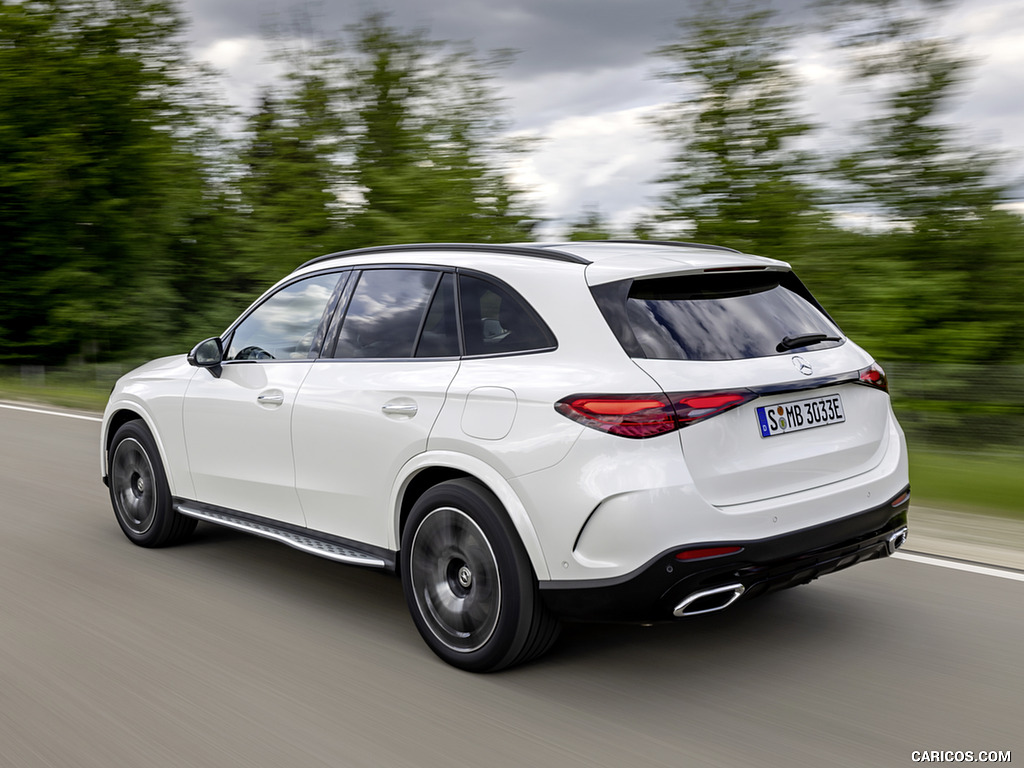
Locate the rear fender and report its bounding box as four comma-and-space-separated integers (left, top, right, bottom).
391, 451, 550, 581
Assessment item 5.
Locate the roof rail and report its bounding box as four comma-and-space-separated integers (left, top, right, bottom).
594, 239, 744, 254
294, 242, 590, 272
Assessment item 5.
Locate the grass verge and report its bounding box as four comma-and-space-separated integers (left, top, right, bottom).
0, 371, 114, 412
909, 447, 1024, 521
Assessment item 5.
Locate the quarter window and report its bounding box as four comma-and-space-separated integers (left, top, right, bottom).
459, 275, 555, 356
225, 273, 340, 361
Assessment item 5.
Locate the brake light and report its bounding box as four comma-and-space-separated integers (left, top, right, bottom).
857, 363, 888, 393
555, 390, 756, 438
672, 393, 753, 425
703, 266, 768, 272
554, 395, 677, 438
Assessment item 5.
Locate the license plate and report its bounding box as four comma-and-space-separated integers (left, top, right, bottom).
757, 393, 845, 438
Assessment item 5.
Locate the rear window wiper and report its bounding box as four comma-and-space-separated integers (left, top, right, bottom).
776, 333, 842, 352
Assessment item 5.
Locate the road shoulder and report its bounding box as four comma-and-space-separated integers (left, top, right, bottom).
908, 504, 1024, 571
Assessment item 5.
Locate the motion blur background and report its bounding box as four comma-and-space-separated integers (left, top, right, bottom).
1, 0, 1021, 517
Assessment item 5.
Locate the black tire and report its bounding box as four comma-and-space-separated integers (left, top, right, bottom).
107, 421, 196, 547
400, 479, 560, 672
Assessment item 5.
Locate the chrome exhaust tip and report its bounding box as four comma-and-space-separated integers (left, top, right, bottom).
886, 526, 909, 555
673, 583, 746, 617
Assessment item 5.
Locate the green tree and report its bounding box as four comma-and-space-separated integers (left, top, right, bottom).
566, 206, 614, 241
651, 0, 817, 254
237, 81, 342, 280
339, 13, 536, 245
244, 13, 536, 256
0, 0, 227, 363
824, 0, 1023, 364
828, 0, 1005, 229
629, 215, 658, 241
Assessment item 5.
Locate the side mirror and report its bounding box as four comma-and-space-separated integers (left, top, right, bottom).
187, 337, 224, 377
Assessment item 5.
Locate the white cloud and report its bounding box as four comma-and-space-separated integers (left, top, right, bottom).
510, 105, 670, 235
194, 35, 283, 111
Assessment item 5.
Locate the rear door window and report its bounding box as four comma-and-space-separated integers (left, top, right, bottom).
333, 269, 441, 359
415, 272, 460, 358
599, 271, 843, 361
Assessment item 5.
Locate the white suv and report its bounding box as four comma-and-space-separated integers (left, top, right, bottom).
101, 241, 909, 671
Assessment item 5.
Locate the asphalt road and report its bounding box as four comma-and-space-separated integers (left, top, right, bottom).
1, 405, 1020, 768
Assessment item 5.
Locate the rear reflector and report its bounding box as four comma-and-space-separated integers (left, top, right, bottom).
555, 390, 756, 438
675, 546, 744, 561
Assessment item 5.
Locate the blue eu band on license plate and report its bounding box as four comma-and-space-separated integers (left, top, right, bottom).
757, 393, 845, 438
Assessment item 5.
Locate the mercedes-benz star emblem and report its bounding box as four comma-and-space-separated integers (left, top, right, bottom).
792, 356, 813, 376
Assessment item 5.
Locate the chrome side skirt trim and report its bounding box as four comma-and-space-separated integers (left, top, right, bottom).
175, 503, 388, 568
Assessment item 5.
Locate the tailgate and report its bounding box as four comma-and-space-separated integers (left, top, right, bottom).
634, 352, 894, 507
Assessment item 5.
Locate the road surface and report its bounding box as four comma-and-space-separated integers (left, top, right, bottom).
0, 404, 1020, 767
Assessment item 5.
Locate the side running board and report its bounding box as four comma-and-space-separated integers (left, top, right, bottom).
175, 502, 390, 569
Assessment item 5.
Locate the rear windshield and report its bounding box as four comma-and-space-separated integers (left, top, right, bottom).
592, 270, 843, 361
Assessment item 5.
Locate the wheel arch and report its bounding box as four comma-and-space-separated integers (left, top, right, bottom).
105, 407, 145, 453
390, 452, 551, 581
102, 403, 184, 497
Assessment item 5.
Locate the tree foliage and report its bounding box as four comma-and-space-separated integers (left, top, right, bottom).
0, 0, 229, 363
818, 0, 1022, 364
566, 206, 614, 241
237, 78, 341, 280
0, 5, 537, 363
825, 0, 1006, 228
651, 0, 816, 254
338, 14, 535, 245
240, 13, 536, 258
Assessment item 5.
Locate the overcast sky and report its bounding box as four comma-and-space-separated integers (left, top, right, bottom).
180, 0, 1024, 235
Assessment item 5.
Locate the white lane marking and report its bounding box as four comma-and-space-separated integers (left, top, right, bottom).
894, 552, 1024, 583
0, 402, 102, 423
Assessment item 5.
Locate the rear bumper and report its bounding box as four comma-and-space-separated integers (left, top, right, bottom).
538, 486, 910, 622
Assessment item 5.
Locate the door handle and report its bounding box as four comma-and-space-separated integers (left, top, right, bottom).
381, 402, 418, 417
257, 391, 285, 406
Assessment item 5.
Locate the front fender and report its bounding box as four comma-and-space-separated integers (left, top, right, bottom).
101, 358, 197, 499
101, 400, 183, 493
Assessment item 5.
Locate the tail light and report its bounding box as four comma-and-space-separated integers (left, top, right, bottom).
672, 392, 753, 425
856, 363, 888, 393
554, 394, 677, 438
555, 390, 756, 439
